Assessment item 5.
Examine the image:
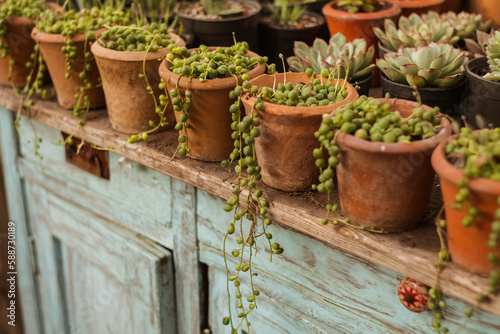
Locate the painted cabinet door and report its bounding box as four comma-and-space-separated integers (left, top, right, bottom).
25, 181, 177, 334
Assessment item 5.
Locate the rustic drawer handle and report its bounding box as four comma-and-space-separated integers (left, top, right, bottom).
398, 277, 429, 313
62, 132, 110, 179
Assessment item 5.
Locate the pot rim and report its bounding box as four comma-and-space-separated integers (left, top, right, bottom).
241, 72, 358, 117
322, 0, 401, 20
431, 132, 500, 196
176, 0, 262, 23
158, 47, 265, 90
336, 97, 452, 154
5, 16, 35, 25
31, 27, 106, 43
259, 10, 326, 31
380, 72, 467, 92
465, 56, 500, 87
91, 33, 185, 62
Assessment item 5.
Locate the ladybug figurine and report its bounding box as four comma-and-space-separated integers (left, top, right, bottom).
398, 277, 429, 312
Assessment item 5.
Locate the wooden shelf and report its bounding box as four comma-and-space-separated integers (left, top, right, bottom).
2, 86, 498, 316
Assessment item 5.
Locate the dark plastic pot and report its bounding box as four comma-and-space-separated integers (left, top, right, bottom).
351, 72, 373, 97
380, 73, 466, 118
377, 41, 393, 59
260, 0, 329, 14
177, 0, 262, 50
460, 57, 500, 129
258, 11, 329, 68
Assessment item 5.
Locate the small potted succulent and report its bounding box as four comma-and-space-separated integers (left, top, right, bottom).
0, 0, 54, 87
461, 31, 500, 128
158, 41, 267, 161
287, 32, 375, 96
431, 127, 500, 285
258, 0, 329, 67
31, 1, 130, 115
91, 20, 186, 136
322, 0, 401, 85
313, 96, 451, 232
377, 42, 467, 117
175, 0, 262, 49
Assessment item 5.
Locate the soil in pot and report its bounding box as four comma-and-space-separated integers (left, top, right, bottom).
380, 73, 466, 120
92, 34, 185, 134
460, 57, 500, 129
335, 98, 452, 232
176, 0, 262, 50
431, 133, 500, 275
158, 49, 266, 162
31, 28, 105, 110
322, 0, 401, 86
240, 72, 359, 192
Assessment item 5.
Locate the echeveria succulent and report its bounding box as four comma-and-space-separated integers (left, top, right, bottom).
427, 11, 492, 40
374, 13, 457, 52
287, 33, 375, 80
336, 0, 383, 13
484, 31, 500, 82
377, 43, 467, 87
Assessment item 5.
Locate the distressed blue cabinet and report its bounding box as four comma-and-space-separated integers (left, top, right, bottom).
1, 94, 500, 334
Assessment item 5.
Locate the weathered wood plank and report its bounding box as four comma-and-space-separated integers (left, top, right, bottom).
197, 189, 500, 334
1, 88, 499, 315
171, 179, 202, 334
0, 107, 43, 333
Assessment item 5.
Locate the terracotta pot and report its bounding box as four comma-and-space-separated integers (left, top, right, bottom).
31, 28, 105, 110
441, 0, 463, 12
335, 98, 452, 232
240, 72, 359, 192
322, 0, 401, 86
91, 34, 185, 133
432, 133, 500, 275
391, 0, 444, 16
158, 49, 266, 162
466, 0, 500, 29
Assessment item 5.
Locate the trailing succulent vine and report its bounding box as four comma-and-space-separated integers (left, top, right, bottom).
429, 128, 500, 333
166, 41, 268, 157
313, 96, 443, 231
97, 20, 187, 147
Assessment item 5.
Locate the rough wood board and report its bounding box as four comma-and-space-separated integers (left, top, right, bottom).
1, 87, 499, 315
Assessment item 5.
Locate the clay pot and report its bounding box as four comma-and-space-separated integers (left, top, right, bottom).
432, 133, 500, 275
240, 72, 359, 192
91, 34, 185, 134
335, 98, 452, 232
158, 49, 266, 162
31, 28, 105, 110
0, 17, 38, 87
391, 0, 444, 16
441, 0, 464, 12
322, 0, 401, 86
466, 0, 500, 29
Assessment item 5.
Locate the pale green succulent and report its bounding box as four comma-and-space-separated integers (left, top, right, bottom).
287, 33, 375, 80
377, 43, 467, 87
374, 13, 457, 52
426, 11, 492, 40
484, 31, 500, 82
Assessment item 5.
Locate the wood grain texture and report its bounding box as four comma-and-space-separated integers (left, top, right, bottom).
25, 179, 177, 334
0, 107, 42, 333
1, 88, 499, 316
171, 179, 202, 334
198, 189, 500, 334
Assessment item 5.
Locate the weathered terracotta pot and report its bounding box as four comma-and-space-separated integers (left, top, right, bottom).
158, 48, 266, 162
432, 133, 500, 275
391, 0, 444, 16
441, 0, 463, 12
241, 72, 359, 192
91, 34, 185, 133
466, 0, 500, 29
322, 0, 401, 86
31, 28, 105, 110
335, 98, 451, 232
0, 17, 38, 87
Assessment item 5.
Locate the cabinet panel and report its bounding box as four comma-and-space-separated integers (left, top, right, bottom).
196, 190, 500, 334
25, 181, 177, 334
